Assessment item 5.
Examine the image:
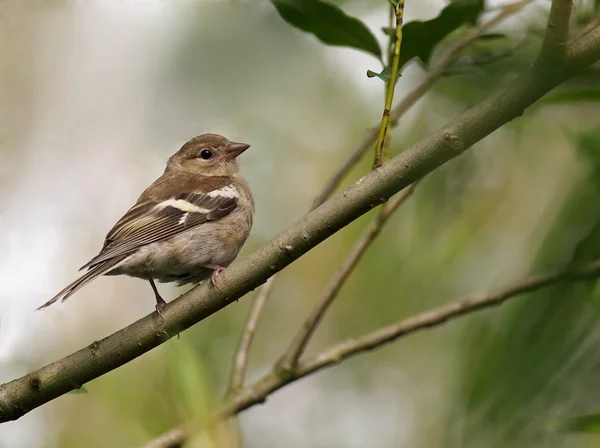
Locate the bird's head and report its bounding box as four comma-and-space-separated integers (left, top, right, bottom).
167, 133, 250, 176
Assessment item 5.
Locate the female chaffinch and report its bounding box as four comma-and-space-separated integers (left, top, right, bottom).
38, 133, 254, 315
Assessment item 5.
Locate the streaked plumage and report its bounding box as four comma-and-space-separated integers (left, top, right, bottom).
38, 133, 254, 314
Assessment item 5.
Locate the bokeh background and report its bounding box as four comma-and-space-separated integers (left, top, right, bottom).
1, 0, 600, 447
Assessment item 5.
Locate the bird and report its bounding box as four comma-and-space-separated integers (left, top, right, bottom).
37, 133, 255, 315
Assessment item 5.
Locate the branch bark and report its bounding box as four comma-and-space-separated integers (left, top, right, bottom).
537, 0, 573, 63
1, 2, 599, 426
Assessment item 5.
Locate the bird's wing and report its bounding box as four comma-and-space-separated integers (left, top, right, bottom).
80, 191, 237, 270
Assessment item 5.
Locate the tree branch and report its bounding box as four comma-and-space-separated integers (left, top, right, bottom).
1, 0, 599, 425
221, 259, 600, 418
568, 23, 600, 65
277, 182, 419, 372
536, 0, 573, 65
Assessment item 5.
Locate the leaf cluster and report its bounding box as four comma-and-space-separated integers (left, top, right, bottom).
270, 0, 485, 80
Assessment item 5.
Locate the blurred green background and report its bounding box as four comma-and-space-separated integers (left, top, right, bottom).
1, 0, 600, 447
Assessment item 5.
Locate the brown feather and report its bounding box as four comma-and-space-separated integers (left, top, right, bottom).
80, 191, 238, 270
137, 173, 233, 202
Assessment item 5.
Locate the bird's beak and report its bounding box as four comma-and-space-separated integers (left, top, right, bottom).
224, 141, 251, 159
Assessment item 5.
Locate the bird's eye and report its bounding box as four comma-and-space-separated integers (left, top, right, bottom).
199, 149, 213, 160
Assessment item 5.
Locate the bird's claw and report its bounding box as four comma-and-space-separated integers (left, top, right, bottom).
207, 265, 225, 290
155, 299, 166, 320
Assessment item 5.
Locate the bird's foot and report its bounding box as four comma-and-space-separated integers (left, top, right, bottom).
148, 277, 166, 319
155, 297, 166, 320
202, 264, 226, 288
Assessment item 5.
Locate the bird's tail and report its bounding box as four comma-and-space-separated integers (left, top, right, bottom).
36, 257, 125, 310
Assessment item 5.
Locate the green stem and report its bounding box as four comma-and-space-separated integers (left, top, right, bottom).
387, 3, 394, 66
373, 1, 405, 169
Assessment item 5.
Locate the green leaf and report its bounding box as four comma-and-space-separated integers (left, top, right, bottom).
399, 0, 485, 68
554, 413, 600, 433
270, 0, 382, 59
367, 65, 393, 82
381, 26, 394, 37
541, 89, 600, 104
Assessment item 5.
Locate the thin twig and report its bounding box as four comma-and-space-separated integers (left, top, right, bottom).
226, 277, 275, 395
311, 0, 535, 209
141, 427, 186, 448
387, 3, 395, 66
470, 35, 530, 66
431, 0, 536, 73
537, 0, 573, 63
310, 83, 424, 209
221, 259, 600, 418
277, 182, 420, 372
568, 21, 600, 64
373, 0, 405, 168
573, 10, 600, 41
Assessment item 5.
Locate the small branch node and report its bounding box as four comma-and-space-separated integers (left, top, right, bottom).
444, 132, 465, 154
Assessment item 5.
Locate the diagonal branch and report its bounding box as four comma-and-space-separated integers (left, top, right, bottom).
221, 259, 600, 417
277, 182, 419, 373
469, 35, 530, 67
568, 23, 600, 64
141, 427, 186, 448
1, 4, 599, 426
578, 17, 600, 40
